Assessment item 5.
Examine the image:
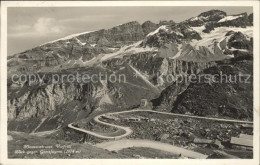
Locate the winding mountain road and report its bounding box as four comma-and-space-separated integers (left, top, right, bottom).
68, 113, 133, 140
68, 109, 253, 140
67, 109, 253, 158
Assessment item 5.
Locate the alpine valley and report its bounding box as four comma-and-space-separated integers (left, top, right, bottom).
7, 9, 254, 159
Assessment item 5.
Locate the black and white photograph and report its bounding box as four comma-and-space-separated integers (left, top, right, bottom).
0, 1, 259, 164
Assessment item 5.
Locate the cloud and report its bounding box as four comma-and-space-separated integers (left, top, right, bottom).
8, 14, 119, 39
34, 17, 63, 34
60, 14, 117, 23
9, 17, 66, 37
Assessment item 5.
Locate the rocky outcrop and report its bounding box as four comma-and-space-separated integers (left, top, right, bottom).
248, 13, 253, 25
158, 20, 176, 26
183, 9, 226, 27
152, 60, 216, 109
142, 21, 158, 35
154, 57, 253, 121
177, 24, 202, 40
227, 32, 252, 50
183, 10, 251, 34
152, 81, 189, 111
141, 24, 201, 48
198, 10, 227, 22
203, 22, 216, 33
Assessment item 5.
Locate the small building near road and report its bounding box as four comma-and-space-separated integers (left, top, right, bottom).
140, 99, 153, 109
231, 134, 253, 148
241, 124, 253, 129
101, 115, 118, 121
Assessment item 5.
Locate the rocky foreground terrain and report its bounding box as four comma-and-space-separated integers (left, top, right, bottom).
7, 9, 254, 158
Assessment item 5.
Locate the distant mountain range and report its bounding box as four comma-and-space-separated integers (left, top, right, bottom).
8, 9, 253, 74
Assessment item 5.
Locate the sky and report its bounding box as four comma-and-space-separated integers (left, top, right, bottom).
8, 6, 253, 56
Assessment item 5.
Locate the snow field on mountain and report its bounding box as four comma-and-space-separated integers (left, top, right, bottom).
190, 26, 253, 52
218, 15, 244, 23
147, 25, 168, 36
41, 31, 93, 46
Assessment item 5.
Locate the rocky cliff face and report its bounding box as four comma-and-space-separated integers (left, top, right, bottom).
7, 59, 162, 124
8, 82, 98, 120
8, 50, 216, 129
85, 21, 145, 45
102, 52, 216, 88
171, 57, 253, 120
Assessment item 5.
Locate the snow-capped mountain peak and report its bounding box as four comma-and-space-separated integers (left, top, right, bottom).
8, 9, 253, 75
218, 15, 244, 23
